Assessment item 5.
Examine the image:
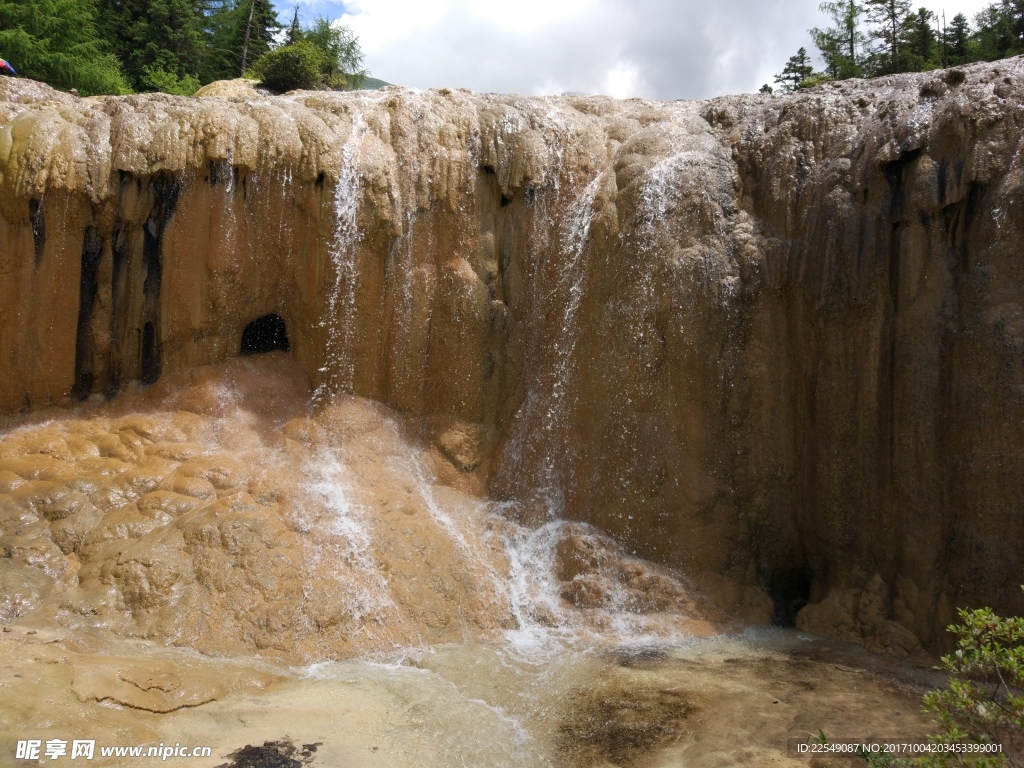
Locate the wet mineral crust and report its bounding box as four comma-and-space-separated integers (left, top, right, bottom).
1, 58, 1022, 654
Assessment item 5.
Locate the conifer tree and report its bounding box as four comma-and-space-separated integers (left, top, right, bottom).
811, 0, 866, 79
1001, 0, 1024, 51
943, 13, 972, 65
94, 0, 206, 90
974, 0, 1024, 59
774, 47, 816, 91
864, 0, 913, 74
197, 0, 242, 82
0, 0, 129, 94
237, 0, 280, 75
900, 7, 939, 71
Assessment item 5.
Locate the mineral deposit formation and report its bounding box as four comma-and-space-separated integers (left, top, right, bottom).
1, 59, 1022, 656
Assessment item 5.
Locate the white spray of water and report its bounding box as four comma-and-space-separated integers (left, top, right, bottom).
301, 446, 396, 625
315, 112, 370, 403
496, 172, 602, 512
492, 511, 700, 661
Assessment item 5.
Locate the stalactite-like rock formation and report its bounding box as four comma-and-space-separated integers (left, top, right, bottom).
1, 59, 1022, 654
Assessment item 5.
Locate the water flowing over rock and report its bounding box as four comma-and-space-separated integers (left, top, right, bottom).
1, 58, 1023, 657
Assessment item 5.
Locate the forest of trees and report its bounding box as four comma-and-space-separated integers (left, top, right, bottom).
0, 0, 365, 96
767, 0, 1024, 93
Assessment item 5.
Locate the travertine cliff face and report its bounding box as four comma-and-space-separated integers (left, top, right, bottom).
1, 59, 1022, 655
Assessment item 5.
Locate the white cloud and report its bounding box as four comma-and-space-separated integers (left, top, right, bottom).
604, 61, 646, 99
336, 0, 996, 99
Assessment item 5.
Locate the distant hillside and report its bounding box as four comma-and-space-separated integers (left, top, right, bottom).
359, 77, 392, 90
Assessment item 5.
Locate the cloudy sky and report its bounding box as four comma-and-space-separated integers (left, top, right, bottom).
275, 0, 994, 99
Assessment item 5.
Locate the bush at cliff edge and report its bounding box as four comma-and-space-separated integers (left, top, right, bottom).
847, 586, 1024, 766
249, 41, 323, 92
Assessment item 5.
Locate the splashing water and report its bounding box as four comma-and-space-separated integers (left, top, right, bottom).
315, 112, 370, 403
495, 173, 603, 515
492, 510, 706, 660
300, 443, 397, 632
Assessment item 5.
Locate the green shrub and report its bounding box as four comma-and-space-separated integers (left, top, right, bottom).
798, 74, 835, 89
911, 591, 1024, 767
822, 587, 1024, 767
0, 0, 131, 95
249, 41, 323, 92
140, 66, 200, 96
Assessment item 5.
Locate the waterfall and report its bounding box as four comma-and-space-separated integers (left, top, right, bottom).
315, 111, 370, 404
493, 172, 603, 517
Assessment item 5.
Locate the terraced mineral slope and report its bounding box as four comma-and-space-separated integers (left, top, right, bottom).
1, 58, 1022, 654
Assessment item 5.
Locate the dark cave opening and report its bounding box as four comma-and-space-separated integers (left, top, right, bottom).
767, 566, 812, 627
240, 314, 290, 355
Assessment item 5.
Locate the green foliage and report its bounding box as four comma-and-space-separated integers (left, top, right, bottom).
249, 40, 323, 92
943, 13, 973, 66
775, 47, 818, 92
141, 65, 200, 95
791, 0, 1024, 94
301, 17, 366, 89
0, 0, 130, 95
0, 0, 372, 95
899, 8, 940, 72
823, 588, 1024, 768
863, 0, 913, 73
800, 73, 836, 88
250, 16, 366, 92
812, 0, 866, 79
94, 0, 205, 91
914, 594, 1024, 767
235, 0, 281, 74
974, 1, 1024, 61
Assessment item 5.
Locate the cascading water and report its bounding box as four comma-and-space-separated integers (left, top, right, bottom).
315, 109, 373, 403
493, 173, 602, 516
299, 448, 398, 639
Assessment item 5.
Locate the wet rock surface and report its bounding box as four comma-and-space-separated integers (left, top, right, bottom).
0, 623, 940, 768
0, 355, 720, 661
0, 59, 1022, 659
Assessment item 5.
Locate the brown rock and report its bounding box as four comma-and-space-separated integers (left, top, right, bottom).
1, 61, 1022, 655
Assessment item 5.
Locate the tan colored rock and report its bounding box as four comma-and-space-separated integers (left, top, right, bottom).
434, 420, 487, 473
193, 78, 263, 100
1, 61, 1023, 655
73, 660, 233, 712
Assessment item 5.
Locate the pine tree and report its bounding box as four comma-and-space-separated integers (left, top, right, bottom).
1001, 0, 1024, 52
774, 47, 816, 92
974, 0, 1024, 60
197, 0, 243, 82
811, 0, 866, 79
864, 0, 913, 74
94, 0, 206, 90
943, 13, 972, 65
0, 0, 129, 94
237, 0, 280, 75
900, 7, 939, 71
